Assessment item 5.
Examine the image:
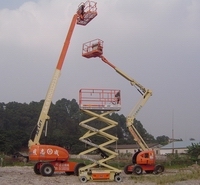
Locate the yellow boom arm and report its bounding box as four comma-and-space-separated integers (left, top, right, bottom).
99, 55, 152, 151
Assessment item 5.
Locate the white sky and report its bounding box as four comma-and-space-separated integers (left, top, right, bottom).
0, 0, 200, 141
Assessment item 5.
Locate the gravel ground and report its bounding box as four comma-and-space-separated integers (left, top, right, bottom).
0, 166, 200, 185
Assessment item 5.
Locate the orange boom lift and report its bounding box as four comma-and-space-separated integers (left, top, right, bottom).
28, 1, 97, 176
81, 39, 164, 176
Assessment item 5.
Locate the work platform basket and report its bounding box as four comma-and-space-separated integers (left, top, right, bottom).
77, 1, 97, 26
82, 39, 103, 58
79, 88, 121, 111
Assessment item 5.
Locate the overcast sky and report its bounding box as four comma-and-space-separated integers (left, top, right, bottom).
0, 0, 200, 141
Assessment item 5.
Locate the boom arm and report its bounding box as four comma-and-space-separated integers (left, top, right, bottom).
99, 55, 152, 151
28, 14, 78, 148
28, 1, 97, 148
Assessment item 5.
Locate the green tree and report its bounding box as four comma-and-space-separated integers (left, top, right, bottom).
187, 142, 200, 161
0, 98, 162, 154
156, 135, 169, 145
134, 119, 155, 143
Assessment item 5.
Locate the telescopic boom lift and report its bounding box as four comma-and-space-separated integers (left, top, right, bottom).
28, 1, 97, 177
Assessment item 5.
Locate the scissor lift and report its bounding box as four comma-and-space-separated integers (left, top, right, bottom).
78, 88, 122, 183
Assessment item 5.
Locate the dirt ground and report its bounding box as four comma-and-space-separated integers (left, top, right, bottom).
1, 166, 200, 185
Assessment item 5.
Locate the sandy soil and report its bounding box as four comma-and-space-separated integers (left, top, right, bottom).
0, 166, 200, 185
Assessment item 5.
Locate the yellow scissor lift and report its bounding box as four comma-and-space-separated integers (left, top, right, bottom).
78, 88, 122, 183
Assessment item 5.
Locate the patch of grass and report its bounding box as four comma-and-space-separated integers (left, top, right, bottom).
130, 166, 200, 185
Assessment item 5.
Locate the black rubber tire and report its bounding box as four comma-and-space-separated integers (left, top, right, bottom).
114, 174, 122, 182
33, 162, 41, 175
153, 164, 165, 174
80, 176, 87, 183
74, 163, 86, 176
40, 163, 54, 176
124, 164, 132, 174
133, 165, 143, 175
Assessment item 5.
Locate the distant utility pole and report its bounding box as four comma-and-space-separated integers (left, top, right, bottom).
172, 110, 174, 155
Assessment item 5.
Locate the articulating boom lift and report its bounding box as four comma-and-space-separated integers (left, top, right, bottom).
81, 39, 164, 175
78, 89, 122, 182
28, 1, 97, 177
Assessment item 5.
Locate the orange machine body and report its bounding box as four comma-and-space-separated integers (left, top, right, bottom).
29, 145, 79, 174
29, 145, 69, 162
34, 161, 77, 173
137, 150, 156, 165
124, 150, 156, 174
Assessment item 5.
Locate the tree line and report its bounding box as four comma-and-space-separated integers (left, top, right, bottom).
0, 98, 169, 155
